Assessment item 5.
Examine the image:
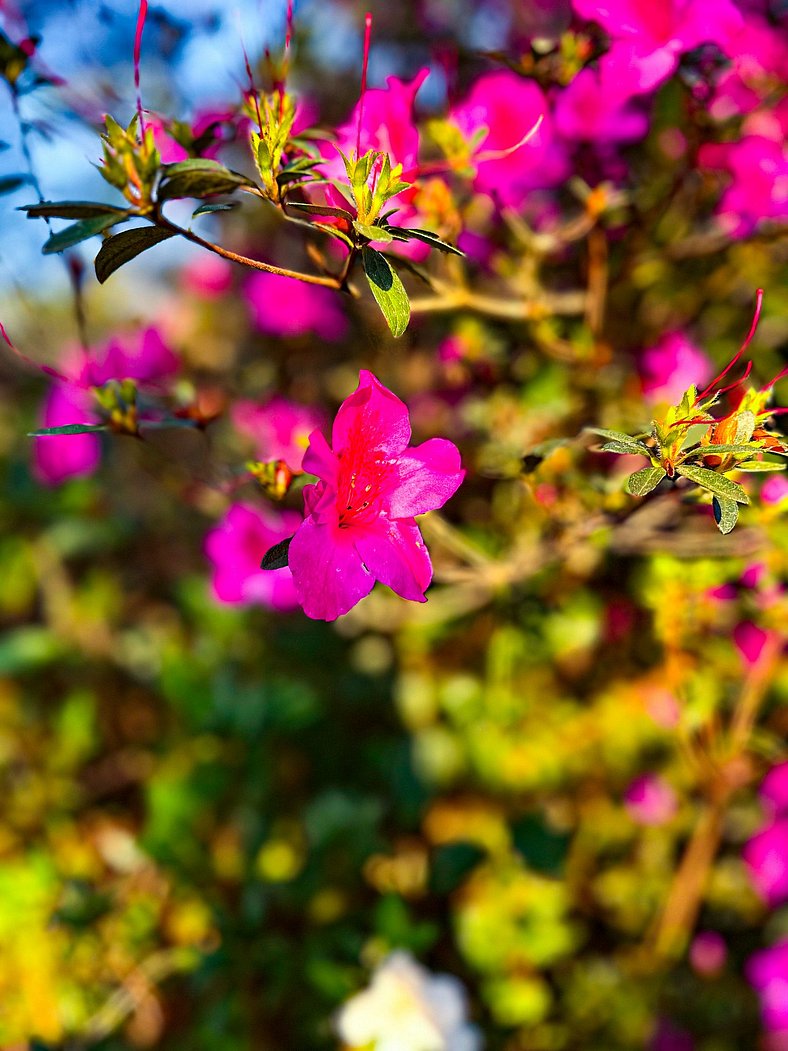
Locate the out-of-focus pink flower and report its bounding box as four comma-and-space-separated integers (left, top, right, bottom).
33, 328, 179, 486
450, 71, 567, 207
698, 136, 788, 237
744, 819, 788, 906
761, 764, 788, 819
761, 476, 788, 506
689, 931, 727, 977
287, 370, 464, 621
554, 68, 649, 143
741, 562, 767, 590
644, 687, 680, 728
180, 255, 233, 299
733, 621, 772, 667
205, 502, 301, 610
640, 331, 713, 404
149, 110, 236, 164
707, 583, 737, 602
709, 16, 788, 120
243, 271, 348, 341
624, 774, 677, 825
747, 941, 788, 1032
232, 396, 327, 472
34, 383, 100, 485
575, 0, 743, 96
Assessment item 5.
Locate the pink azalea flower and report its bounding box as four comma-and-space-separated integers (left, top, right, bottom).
640, 331, 713, 404
733, 621, 772, 667
709, 16, 788, 121
761, 764, 788, 819
33, 328, 179, 486
624, 774, 677, 825
698, 135, 788, 237
205, 502, 301, 611
761, 476, 788, 506
180, 255, 234, 299
287, 371, 464, 621
231, 396, 327, 472
689, 931, 727, 976
554, 67, 649, 143
743, 819, 788, 906
747, 941, 788, 1032
450, 71, 567, 207
575, 0, 743, 96
243, 271, 348, 341
148, 109, 236, 164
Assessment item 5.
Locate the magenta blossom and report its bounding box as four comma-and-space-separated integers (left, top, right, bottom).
286, 371, 464, 621
698, 135, 788, 237
744, 818, 788, 906
640, 331, 713, 404
733, 621, 773, 667
575, 0, 743, 96
761, 764, 788, 820
762, 476, 788, 506
34, 327, 179, 485
244, 271, 348, 341
624, 774, 677, 825
450, 71, 566, 207
232, 396, 327, 472
554, 67, 649, 144
689, 931, 727, 977
747, 941, 788, 1033
205, 502, 301, 611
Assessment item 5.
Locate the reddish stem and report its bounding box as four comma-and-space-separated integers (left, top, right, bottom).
697, 288, 764, 401
133, 0, 148, 135
355, 12, 373, 158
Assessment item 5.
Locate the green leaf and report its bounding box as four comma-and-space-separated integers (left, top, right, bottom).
690, 443, 763, 457
735, 460, 787, 472
394, 227, 464, 256
21, 200, 130, 220
625, 466, 666, 496
600, 439, 650, 456
712, 495, 739, 534
42, 213, 126, 255
353, 220, 393, 243
589, 427, 648, 445
676, 464, 750, 504
28, 423, 108, 437
192, 201, 239, 217
286, 200, 355, 220
158, 160, 255, 201
0, 173, 30, 195
94, 226, 177, 284
362, 246, 410, 338
260, 536, 293, 571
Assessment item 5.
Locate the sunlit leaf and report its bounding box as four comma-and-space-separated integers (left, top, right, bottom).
676, 464, 750, 504
362, 246, 410, 338
625, 466, 666, 496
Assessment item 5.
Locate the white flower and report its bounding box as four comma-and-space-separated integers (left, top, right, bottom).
336, 950, 482, 1051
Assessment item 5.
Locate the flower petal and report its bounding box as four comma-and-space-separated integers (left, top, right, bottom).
354, 518, 432, 602
33, 384, 101, 485
289, 516, 375, 620
332, 370, 411, 456
302, 427, 339, 485
387, 438, 465, 518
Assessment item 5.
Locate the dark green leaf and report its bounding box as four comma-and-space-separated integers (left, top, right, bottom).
395, 227, 464, 256
625, 466, 666, 497
676, 464, 750, 504
192, 201, 239, 217
42, 213, 125, 255
94, 226, 177, 284
28, 423, 108, 437
260, 536, 293, 571
0, 173, 30, 196
158, 160, 255, 202
21, 200, 129, 220
712, 495, 739, 534
362, 246, 410, 338
286, 200, 355, 220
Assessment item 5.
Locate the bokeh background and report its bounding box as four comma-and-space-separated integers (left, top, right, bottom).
0, 0, 786, 1048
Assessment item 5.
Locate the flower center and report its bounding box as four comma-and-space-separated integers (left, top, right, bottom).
336, 453, 392, 528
